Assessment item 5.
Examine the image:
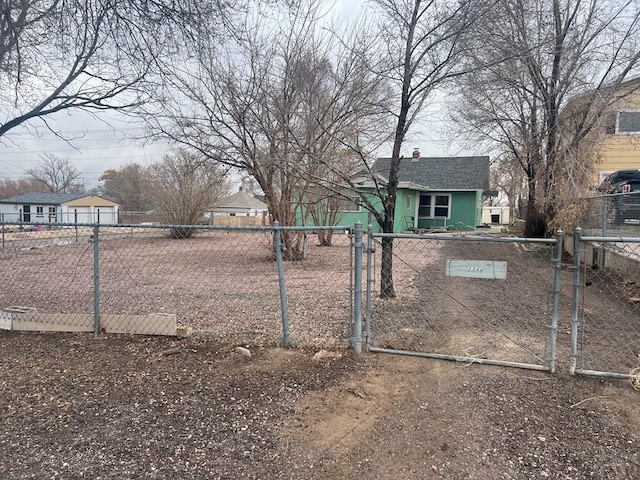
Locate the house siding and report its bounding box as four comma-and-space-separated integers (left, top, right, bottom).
0, 202, 64, 223
296, 188, 482, 232
416, 191, 479, 230
334, 194, 385, 232
297, 155, 489, 231
590, 87, 640, 183
64, 196, 118, 208
598, 135, 640, 176
338, 190, 417, 233
396, 189, 416, 232
0, 195, 119, 224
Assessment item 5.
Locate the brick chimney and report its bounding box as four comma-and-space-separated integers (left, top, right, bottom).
412, 148, 420, 162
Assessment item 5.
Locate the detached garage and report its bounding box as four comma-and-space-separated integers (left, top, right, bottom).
0, 192, 119, 224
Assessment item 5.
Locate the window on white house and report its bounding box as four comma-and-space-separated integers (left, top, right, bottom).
618, 111, 640, 134
338, 197, 361, 212
418, 193, 451, 218
36, 206, 44, 217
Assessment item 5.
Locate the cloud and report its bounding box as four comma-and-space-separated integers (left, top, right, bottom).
0, 110, 170, 188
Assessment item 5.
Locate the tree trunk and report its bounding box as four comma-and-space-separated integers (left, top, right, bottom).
379, 213, 397, 298
524, 175, 546, 237
281, 230, 306, 261
316, 230, 333, 247
380, 236, 396, 298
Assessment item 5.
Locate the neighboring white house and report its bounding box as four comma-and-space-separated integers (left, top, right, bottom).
0, 192, 119, 224
209, 187, 269, 217
482, 205, 511, 225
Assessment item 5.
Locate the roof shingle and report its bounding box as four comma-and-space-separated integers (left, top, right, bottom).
371, 156, 490, 190
0, 192, 86, 204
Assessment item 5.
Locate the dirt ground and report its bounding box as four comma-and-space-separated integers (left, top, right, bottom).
1, 330, 639, 480
0, 227, 640, 480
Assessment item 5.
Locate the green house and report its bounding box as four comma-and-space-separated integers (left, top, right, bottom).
319, 155, 490, 233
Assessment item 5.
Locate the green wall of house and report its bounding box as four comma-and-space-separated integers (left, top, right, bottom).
335, 194, 384, 232
297, 189, 483, 232
414, 191, 480, 230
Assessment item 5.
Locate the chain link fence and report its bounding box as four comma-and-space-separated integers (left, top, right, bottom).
569, 229, 640, 378
568, 193, 640, 378
0, 222, 352, 347
364, 231, 562, 371
6, 217, 640, 378
581, 192, 640, 237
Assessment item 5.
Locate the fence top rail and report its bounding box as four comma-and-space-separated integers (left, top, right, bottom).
1, 221, 103, 228
273, 225, 351, 232
0, 221, 352, 233
583, 191, 640, 200
581, 235, 640, 244
371, 232, 558, 244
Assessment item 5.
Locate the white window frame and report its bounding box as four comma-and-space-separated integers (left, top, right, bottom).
418, 193, 451, 219
337, 197, 362, 213
616, 110, 640, 134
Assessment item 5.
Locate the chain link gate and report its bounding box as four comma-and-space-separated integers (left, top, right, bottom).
363, 231, 563, 372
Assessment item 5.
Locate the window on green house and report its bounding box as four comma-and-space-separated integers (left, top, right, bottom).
338, 197, 361, 212
418, 195, 431, 217
418, 193, 450, 218
406, 194, 411, 209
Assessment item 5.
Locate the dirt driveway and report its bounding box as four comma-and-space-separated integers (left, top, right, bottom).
1, 331, 639, 479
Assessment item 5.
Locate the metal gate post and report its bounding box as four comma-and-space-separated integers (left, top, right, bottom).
349, 229, 353, 331
364, 223, 374, 350
570, 227, 582, 375
273, 221, 291, 346
93, 224, 101, 334
351, 222, 363, 353
548, 230, 564, 373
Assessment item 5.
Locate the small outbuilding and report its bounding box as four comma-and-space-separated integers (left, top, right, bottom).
0, 192, 119, 224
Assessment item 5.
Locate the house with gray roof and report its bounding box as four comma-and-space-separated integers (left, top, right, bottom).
210, 187, 268, 217
315, 153, 490, 232
0, 192, 119, 224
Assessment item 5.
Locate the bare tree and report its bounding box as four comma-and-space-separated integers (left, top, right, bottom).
26, 153, 83, 193
302, 148, 365, 246
0, 0, 235, 140
142, 0, 389, 259
149, 149, 230, 238
99, 163, 153, 213
0, 177, 48, 198
352, 0, 491, 298
452, 0, 640, 235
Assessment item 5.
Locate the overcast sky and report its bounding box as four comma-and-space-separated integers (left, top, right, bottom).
0, 0, 461, 191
